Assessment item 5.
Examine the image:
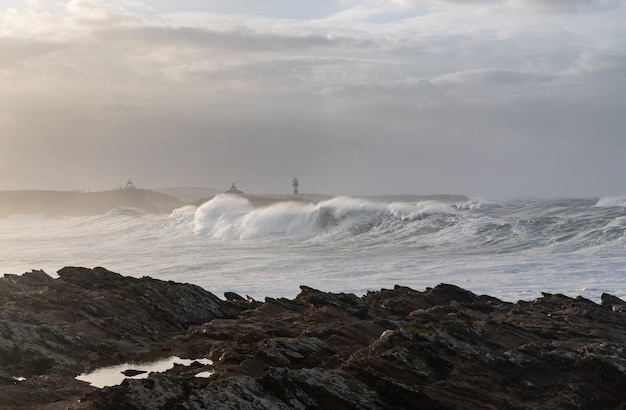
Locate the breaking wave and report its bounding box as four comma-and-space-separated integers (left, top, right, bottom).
3, 194, 626, 303
193, 194, 461, 240
190, 195, 626, 254
595, 195, 626, 208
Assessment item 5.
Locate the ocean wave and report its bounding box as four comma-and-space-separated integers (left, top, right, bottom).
103, 207, 147, 217
172, 205, 199, 215
187, 195, 626, 256
194, 194, 317, 239
192, 195, 460, 240
3, 196, 626, 305
454, 198, 500, 210
388, 200, 455, 220
595, 196, 626, 208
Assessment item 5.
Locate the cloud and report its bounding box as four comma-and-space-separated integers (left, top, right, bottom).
507, 0, 625, 13
65, 0, 117, 19
417, 0, 625, 13
0, 0, 625, 197
0, 2, 622, 107
566, 52, 626, 75
432, 69, 540, 86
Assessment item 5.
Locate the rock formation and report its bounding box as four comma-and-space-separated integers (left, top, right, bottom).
1, 267, 625, 409
0, 267, 230, 408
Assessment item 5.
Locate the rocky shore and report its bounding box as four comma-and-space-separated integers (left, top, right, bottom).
1, 267, 626, 409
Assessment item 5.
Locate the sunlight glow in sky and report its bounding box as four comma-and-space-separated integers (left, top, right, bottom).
1, 0, 625, 197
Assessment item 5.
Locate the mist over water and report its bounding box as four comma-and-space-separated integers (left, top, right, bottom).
1, 194, 626, 303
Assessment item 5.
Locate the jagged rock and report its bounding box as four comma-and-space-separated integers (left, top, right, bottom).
2, 269, 626, 409
602, 293, 626, 312
0, 267, 232, 408
224, 291, 246, 302
73, 282, 626, 410
601, 292, 626, 307
121, 369, 147, 377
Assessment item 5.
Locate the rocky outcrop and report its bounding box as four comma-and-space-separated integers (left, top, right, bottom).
0, 189, 185, 216
0, 267, 232, 408
1, 268, 626, 409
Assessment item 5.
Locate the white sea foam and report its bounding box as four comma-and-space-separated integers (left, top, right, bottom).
454, 198, 501, 210
595, 195, 626, 208
388, 200, 454, 220
193, 194, 323, 239
1, 196, 626, 304
192, 195, 456, 240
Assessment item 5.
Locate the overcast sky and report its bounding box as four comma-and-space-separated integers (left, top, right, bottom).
1, 0, 625, 198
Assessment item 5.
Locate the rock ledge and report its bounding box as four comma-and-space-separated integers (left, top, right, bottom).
1, 268, 625, 409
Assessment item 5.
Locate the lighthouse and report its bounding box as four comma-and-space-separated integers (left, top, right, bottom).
224, 182, 244, 196
292, 178, 299, 195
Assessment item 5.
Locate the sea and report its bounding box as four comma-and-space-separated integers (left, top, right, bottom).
1, 194, 626, 304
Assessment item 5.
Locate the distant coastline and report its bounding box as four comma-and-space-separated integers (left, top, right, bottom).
0, 189, 184, 217
0, 188, 469, 217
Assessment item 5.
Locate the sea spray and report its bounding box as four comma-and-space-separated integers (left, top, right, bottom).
194, 194, 318, 239
194, 194, 254, 239
192, 195, 462, 240
2, 196, 626, 303
388, 200, 455, 220
595, 195, 626, 208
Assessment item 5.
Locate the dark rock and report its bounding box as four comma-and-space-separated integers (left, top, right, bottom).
223, 291, 263, 312
601, 293, 626, 307
71, 282, 626, 409
0, 267, 231, 408
2, 269, 626, 409
122, 369, 147, 377
602, 293, 626, 312
224, 291, 246, 302
297, 285, 370, 318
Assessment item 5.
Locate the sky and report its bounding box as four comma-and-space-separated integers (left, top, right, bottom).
1, 0, 625, 198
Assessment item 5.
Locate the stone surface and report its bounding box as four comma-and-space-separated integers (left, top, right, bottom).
0, 267, 232, 408
1, 268, 626, 409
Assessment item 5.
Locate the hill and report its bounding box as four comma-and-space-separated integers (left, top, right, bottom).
152, 187, 222, 203
0, 189, 185, 217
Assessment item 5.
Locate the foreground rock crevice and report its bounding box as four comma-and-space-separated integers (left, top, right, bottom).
1, 267, 625, 409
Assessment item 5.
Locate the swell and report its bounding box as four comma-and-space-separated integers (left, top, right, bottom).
190, 195, 626, 254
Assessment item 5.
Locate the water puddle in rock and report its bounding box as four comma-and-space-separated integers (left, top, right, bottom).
76, 356, 213, 388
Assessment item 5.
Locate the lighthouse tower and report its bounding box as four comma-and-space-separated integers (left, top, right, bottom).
292, 178, 299, 195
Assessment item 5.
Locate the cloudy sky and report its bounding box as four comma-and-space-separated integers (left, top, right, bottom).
1, 0, 625, 198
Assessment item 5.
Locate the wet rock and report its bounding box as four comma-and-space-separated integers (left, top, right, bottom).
73, 284, 626, 409
602, 293, 626, 313
261, 367, 383, 410
0, 267, 232, 408
121, 369, 146, 377
224, 291, 246, 302
601, 292, 626, 307
3, 268, 626, 409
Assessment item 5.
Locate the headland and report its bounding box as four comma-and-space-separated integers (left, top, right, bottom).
0, 189, 185, 217
0, 185, 471, 217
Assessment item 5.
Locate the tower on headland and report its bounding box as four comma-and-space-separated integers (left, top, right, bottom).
292, 178, 299, 195
225, 182, 244, 196
125, 179, 136, 189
